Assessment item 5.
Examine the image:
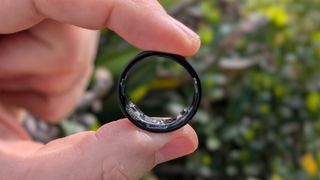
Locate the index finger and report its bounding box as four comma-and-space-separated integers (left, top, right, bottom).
0, 0, 200, 56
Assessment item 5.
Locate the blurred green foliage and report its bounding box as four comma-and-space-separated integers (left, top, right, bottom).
93, 0, 320, 179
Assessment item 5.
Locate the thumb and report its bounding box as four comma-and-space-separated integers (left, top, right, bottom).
24, 119, 198, 180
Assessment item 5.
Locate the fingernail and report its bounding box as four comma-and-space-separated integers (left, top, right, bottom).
170, 17, 200, 41
155, 136, 196, 164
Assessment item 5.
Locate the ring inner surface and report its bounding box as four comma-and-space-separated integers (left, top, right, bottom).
125, 99, 193, 129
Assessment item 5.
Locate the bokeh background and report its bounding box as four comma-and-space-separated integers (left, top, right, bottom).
24, 0, 320, 179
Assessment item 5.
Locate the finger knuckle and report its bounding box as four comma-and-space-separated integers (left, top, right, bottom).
39, 96, 70, 121
72, 132, 98, 156
129, 131, 152, 151
130, 0, 165, 13
55, 50, 84, 73
102, 163, 130, 180
54, 35, 91, 73
35, 73, 75, 95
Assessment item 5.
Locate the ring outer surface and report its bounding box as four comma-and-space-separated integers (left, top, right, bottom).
117, 51, 202, 133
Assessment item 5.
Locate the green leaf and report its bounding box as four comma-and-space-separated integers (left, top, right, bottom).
199, 24, 214, 45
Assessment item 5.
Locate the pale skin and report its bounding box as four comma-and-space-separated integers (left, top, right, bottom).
0, 0, 201, 179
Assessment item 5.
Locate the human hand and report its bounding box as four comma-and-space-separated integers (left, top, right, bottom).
0, 0, 200, 179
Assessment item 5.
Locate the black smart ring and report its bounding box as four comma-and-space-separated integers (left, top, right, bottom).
117, 51, 202, 133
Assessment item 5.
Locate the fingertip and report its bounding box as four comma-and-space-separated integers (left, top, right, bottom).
155, 124, 198, 164
183, 37, 201, 57
138, 17, 201, 57
168, 17, 201, 56
180, 124, 199, 150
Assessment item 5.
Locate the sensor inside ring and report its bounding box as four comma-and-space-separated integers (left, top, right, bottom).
117, 51, 201, 133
